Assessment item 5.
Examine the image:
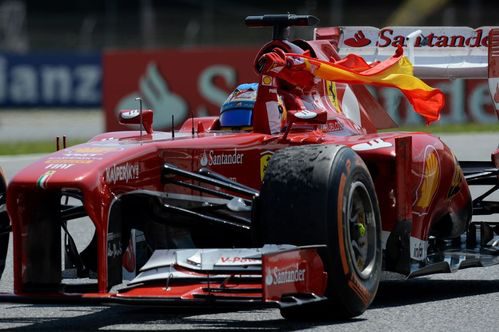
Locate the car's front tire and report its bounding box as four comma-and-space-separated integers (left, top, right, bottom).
258, 144, 381, 319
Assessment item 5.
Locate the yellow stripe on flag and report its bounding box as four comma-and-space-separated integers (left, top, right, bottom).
289, 51, 444, 124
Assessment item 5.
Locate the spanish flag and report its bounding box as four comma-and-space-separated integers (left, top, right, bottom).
285, 47, 444, 124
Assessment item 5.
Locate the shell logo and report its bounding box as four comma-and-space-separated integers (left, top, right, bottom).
261, 75, 273, 86
447, 164, 463, 198
414, 146, 440, 211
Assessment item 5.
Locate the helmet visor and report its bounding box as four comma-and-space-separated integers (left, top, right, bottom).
220, 108, 253, 127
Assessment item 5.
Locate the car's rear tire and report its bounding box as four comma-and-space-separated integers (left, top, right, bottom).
258, 144, 381, 319
0, 172, 9, 279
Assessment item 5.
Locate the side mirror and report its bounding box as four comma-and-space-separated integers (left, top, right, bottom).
119, 109, 154, 134
281, 109, 328, 142
287, 109, 327, 125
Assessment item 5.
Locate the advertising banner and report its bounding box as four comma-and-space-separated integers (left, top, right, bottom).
0, 53, 101, 108
103, 48, 496, 130
370, 79, 498, 125
103, 47, 259, 131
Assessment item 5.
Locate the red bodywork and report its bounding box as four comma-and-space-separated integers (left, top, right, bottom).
5, 27, 472, 304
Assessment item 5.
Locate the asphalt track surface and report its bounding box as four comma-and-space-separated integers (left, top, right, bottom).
0, 133, 498, 331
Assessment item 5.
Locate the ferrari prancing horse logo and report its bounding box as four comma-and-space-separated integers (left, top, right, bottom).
260, 151, 274, 181
326, 81, 341, 112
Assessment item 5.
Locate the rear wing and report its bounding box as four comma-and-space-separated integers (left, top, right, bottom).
315, 26, 499, 117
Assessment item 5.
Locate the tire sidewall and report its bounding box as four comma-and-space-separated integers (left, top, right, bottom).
325, 148, 382, 316
258, 145, 382, 318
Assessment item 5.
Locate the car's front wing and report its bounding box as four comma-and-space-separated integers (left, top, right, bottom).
0, 245, 328, 309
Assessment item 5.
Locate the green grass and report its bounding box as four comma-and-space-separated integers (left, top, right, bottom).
384, 122, 499, 134
0, 123, 497, 155
0, 139, 88, 156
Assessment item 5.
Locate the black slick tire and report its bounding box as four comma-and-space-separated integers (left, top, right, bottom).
258, 144, 381, 319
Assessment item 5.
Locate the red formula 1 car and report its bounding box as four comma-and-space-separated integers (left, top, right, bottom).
0, 15, 498, 319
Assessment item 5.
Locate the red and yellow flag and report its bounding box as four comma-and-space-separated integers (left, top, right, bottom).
265, 48, 444, 124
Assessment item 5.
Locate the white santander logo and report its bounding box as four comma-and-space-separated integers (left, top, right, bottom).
115, 62, 187, 129
200, 151, 208, 167
265, 265, 306, 286
265, 272, 274, 286
199, 150, 244, 167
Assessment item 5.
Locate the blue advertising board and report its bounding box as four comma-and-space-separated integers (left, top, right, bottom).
0, 53, 101, 108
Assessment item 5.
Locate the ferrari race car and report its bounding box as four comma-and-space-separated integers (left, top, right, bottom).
0, 15, 498, 319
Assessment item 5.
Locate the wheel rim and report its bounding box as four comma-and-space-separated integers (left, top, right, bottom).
346, 181, 377, 280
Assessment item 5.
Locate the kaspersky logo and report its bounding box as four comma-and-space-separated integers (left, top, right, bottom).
265, 264, 306, 286
105, 162, 140, 184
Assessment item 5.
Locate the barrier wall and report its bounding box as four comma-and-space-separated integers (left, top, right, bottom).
103, 47, 259, 131
370, 80, 497, 125
1, 49, 495, 128
103, 48, 497, 130
0, 53, 101, 108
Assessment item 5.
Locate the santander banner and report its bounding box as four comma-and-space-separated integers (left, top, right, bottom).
103, 47, 496, 130
370, 79, 497, 125
103, 48, 258, 131
339, 26, 492, 49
